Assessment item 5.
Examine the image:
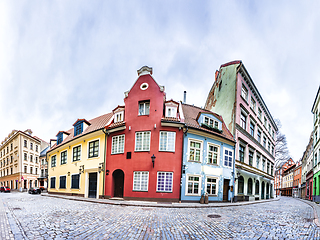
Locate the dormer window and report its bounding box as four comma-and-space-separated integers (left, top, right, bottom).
73, 119, 91, 137
204, 116, 218, 129
166, 107, 177, 118
115, 112, 124, 123
165, 100, 179, 118
139, 101, 150, 116
57, 132, 63, 145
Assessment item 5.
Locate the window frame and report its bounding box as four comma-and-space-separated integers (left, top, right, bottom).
223, 148, 233, 168
138, 100, 150, 116
72, 145, 81, 162
135, 131, 151, 152
51, 155, 57, 168
112, 135, 125, 154
156, 172, 173, 192
206, 176, 218, 196
61, 150, 67, 165
239, 145, 245, 163
186, 174, 201, 196
240, 112, 247, 130
71, 174, 80, 189
241, 84, 248, 102
88, 139, 100, 158
133, 171, 149, 192
159, 131, 176, 152
188, 139, 203, 162
50, 177, 56, 189
59, 175, 67, 189
207, 143, 219, 165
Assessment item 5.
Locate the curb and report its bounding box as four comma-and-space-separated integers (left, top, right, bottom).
41, 193, 280, 209
296, 198, 320, 227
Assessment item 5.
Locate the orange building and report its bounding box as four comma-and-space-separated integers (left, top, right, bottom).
293, 161, 302, 197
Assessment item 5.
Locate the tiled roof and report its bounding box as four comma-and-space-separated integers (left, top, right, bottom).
181, 104, 235, 142
161, 117, 181, 122
48, 112, 113, 152
220, 60, 241, 68
107, 121, 126, 129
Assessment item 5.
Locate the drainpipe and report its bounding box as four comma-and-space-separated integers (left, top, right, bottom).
102, 128, 108, 198
179, 126, 188, 202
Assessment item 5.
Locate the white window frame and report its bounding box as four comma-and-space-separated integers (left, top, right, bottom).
114, 111, 124, 123
159, 131, 176, 152
166, 107, 177, 118
135, 131, 151, 152
241, 84, 248, 101
223, 147, 233, 168
206, 176, 219, 196
138, 101, 150, 116
112, 135, 125, 154
240, 111, 247, 130
204, 116, 219, 129
156, 172, 173, 192
186, 174, 201, 196
188, 139, 203, 162
88, 139, 100, 158
250, 97, 256, 112
133, 171, 149, 191
207, 143, 220, 165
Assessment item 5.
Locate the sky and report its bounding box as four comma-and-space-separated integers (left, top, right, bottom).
0, 1, 319, 162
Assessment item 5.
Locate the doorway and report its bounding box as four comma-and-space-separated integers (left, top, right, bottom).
88, 172, 97, 198
223, 179, 230, 201
261, 182, 265, 199
113, 169, 124, 198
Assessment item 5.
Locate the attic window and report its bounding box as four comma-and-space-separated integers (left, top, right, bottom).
166, 107, 177, 118
57, 133, 63, 145
140, 83, 149, 90
74, 122, 83, 136
115, 112, 124, 123
204, 116, 218, 129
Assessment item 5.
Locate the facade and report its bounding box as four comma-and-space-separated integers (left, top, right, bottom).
293, 161, 302, 198
104, 66, 184, 202
281, 163, 295, 196
0, 129, 48, 190
274, 166, 283, 197
312, 86, 320, 202
301, 132, 313, 199
47, 114, 113, 199
205, 61, 277, 201
38, 146, 49, 190
180, 103, 236, 202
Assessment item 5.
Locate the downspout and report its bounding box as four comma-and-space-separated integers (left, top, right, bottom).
179, 126, 188, 202
102, 128, 108, 198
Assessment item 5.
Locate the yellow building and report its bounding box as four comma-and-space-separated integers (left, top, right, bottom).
0, 129, 48, 190
46, 114, 112, 198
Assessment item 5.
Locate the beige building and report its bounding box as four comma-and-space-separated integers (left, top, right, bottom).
0, 129, 48, 190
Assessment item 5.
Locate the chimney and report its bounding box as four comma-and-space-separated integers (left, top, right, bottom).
137, 66, 153, 76
183, 91, 187, 104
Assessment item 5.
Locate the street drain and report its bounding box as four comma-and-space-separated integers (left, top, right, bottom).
305, 218, 314, 222
12, 208, 21, 210
208, 214, 221, 218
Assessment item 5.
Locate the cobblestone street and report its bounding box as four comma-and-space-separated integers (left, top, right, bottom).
1, 193, 320, 240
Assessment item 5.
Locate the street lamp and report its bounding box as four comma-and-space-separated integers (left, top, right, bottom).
151, 154, 156, 168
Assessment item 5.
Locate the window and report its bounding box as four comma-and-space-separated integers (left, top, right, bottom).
264, 117, 267, 128
272, 130, 275, 140
36, 145, 38, 152
59, 176, 66, 189
24, 153, 27, 161
51, 155, 56, 167
35, 157, 38, 163
157, 172, 173, 192
262, 159, 266, 171
255, 180, 259, 194
135, 132, 150, 151
30, 167, 33, 174
250, 97, 256, 111
30, 143, 33, 150
88, 140, 99, 158
206, 177, 218, 195
208, 144, 219, 164
204, 116, 219, 129
189, 140, 202, 162
271, 164, 274, 176
258, 108, 262, 120
267, 162, 270, 174
115, 112, 124, 122
271, 146, 274, 156
248, 178, 253, 194
24, 166, 27, 173
35, 168, 37, 175
241, 84, 248, 101
133, 172, 149, 191
71, 174, 80, 189
112, 135, 125, 154
24, 140, 27, 147
187, 175, 200, 195
256, 155, 260, 169
10, 143, 13, 151
224, 149, 233, 167
268, 142, 271, 152
315, 153, 318, 166
238, 176, 244, 194
159, 132, 175, 152
239, 145, 245, 162
240, 112, 247, 130
268, 124, 271, 134
50, 177, 56, 189
263, 137, 266, 148
30, 155, 33, 162
61, 151, 67, 165
166, 107, 177, 118
249, 151, 253, 166
138, 101, 150, 115
73, 146, 81, 162
74, 123, 82, 136
250, 122, 255, 137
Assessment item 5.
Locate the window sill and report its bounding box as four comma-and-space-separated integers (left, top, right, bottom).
132, 190, 148, 192
156, 191, 173, 193
111, 152, 125, 155
188, 160, 201, 163
207, 163, 219, 166
159, 150, 175, 153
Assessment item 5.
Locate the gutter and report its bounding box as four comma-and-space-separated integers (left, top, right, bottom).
102, 128, 108, 198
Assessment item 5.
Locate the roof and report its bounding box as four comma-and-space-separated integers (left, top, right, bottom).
181, 103, 235, 143
72, 119, 91, 126
40, 146, 50, 157
48, 112, 113, 152
220, 60, 241, 68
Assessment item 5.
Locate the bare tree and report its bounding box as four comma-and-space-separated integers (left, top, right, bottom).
274, 119, 291, 169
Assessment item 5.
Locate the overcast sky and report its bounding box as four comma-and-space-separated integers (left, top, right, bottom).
0, 1, 319, 162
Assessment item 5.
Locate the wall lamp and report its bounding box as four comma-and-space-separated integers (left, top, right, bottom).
233, 172, 241, 181
106, 170, 110, 176
98, 162, 104, 173
79, 165, 84, 175
151, 154, 156, 168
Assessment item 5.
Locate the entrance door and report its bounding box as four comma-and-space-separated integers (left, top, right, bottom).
113, 169, 124, 198
223, 179, 230, 201
261, 182, 265, 199
88, 173, 97, 198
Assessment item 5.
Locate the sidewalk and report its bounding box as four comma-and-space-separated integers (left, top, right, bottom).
42, 193, 279, 208
297, 198, 320, 227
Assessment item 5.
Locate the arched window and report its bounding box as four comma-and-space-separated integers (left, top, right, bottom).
248, 178, 253, 194
255, 180, 260, 194
238, 176, 244, 194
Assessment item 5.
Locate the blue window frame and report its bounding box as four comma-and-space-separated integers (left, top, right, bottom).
74, 122, 83, 136
57, 132, 63, 145
224, 149, 233, 167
